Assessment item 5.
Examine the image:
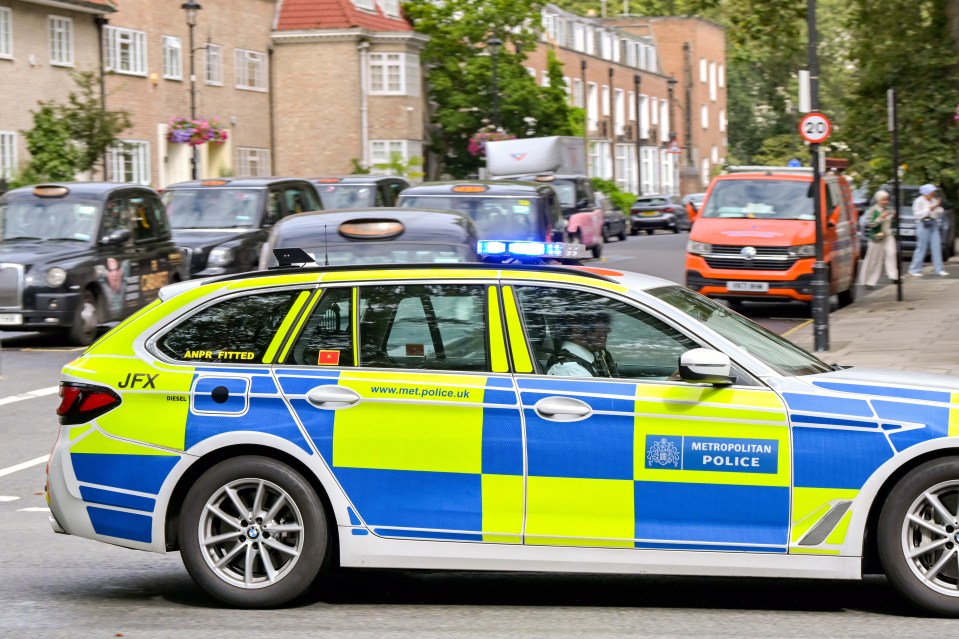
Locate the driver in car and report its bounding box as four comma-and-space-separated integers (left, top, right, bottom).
546, 311, 618, 377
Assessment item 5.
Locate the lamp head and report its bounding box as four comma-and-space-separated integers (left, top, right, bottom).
181, 0, 202, 26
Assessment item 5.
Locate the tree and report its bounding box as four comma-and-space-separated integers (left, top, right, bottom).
406, 0, 577, 177
14, 70, 131, 186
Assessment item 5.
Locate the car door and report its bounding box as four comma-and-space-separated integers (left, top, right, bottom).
275, 281, 524, 543
97, 192, 147, 319
826, 180, 855, 290
502, 282, 791, 552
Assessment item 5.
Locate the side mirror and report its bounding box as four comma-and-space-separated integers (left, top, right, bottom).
99, 228, 131, 246
678, 348, 735, 386
576, 197, 590, 209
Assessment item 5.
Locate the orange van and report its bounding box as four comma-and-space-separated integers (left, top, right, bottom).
685, 167, 859, 307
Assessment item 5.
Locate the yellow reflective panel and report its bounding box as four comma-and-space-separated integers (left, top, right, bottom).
501, 286, 533, 374
487, 286, 509, 374
263, 290, 311, 364
790, 487, 859, 544
320, 269, 499, 283
481, 474, 524, 543
351, 287, 360, 367
226, 273, 323, 289
949, 393, 959, 436
505, 271, 628, 293
70, 428, 178, 456
525, 476, 634, 548
279, 290, 323, 363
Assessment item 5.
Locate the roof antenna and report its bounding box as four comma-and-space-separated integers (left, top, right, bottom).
323, 224, 329, 266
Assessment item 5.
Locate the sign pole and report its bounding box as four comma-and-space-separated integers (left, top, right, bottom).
888, 87, 903, 302
807, 0, 829, 352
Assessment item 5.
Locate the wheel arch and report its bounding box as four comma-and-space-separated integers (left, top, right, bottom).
163, 443, 339, 564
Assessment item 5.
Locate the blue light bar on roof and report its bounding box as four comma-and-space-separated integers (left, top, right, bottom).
477, 240, 585, 259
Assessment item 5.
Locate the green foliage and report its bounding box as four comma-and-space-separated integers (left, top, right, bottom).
751, 133, 808, 167
373, 152, 426, 181
406, 0, 577, 177
16, 70, 130, 185
591, 176, 636, 212
350, 159, 372, 175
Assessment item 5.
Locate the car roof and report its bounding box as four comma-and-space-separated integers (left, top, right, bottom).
399, 180, 551, 197
164, 177, 314, 189
2, 182, 156, 200
270, 207, 476, 243
311, 176, 407, 185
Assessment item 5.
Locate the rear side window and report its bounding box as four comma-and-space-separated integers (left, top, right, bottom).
284, 287, 355, 366
157, 291, 302, 363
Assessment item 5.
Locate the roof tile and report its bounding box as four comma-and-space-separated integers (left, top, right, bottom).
276, 0, 412, 32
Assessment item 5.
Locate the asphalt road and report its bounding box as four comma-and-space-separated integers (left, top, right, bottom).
2, 236, 940, 637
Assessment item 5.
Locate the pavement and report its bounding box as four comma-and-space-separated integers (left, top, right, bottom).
786, 259, 959, 374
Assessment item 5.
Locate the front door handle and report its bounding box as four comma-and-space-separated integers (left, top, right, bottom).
307, 385, 360, 408
534, 396, 592, 421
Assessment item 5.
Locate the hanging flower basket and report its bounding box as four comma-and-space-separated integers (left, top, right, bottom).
468, 127, 515, 157
167, 117, 229, 146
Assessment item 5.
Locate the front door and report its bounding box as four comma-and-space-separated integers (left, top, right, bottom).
504, 283, 791, 552
276, 282, 524, 543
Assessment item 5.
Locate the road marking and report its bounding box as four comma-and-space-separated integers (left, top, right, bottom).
0, 456, 49, 478
0, 496, 20, 502
781, 319, 813, 338
18, 507, 50, 512
0, 386, 59, 407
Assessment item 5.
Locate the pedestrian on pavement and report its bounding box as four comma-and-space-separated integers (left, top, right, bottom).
908, 183, 947, 277
860, 189, 898, 288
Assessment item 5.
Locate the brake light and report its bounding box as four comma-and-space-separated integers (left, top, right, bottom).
663, 206, 675, 213
57, 383, 121, 425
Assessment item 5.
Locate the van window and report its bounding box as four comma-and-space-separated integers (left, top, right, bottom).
702, 180, 814, 220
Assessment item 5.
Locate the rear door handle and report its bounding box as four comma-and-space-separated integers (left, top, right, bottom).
534, 396, 592, 421
307, 385, 360, 408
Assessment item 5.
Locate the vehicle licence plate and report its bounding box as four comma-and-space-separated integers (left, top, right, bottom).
640, 211, 658, 217
727, 282, 769, 292
901, 228, 915, 236
0, 313, 23, 325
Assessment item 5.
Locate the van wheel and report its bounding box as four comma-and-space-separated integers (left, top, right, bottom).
66, 290, 99, 346
178, 456, 330, 608
837, 285, 855, 308
879, 458, 959, 616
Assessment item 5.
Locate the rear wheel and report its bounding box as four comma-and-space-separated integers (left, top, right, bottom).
617, 226, 627, 241
591, 240, 603, 259
879, 458, 959, 616
66, 289, 99, 346
602, 225, 611, 243
178, 456, 330, 608
629, 226, 639, 236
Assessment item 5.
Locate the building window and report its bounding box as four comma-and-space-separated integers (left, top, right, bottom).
48, 16, 73, 66
639, 94, 649, 139
651, 94, 658, 125
573, 78, 584, 108
205, 43, 223, 85
709, 62, 717, 101
661, 150, 675, 194
588, 141, 610, 180
370, 52, 405, 94
236, 147, 271, 177
702, 158, 711, 187
699, 58, 707, 83
377, 0, 400, 17
711, 145, 719, 164
573, 23, 585, 52
0, 131, 16, 179
370, 139, 407, 169
0, 7, 12, 59
614, 89, 625, 135
563, 76, 572, 103
525, 66, 536, 78
235, 49, 267, 91
602, 85, 610, 117
701, 104, 709, 129
660, 99, 669, 142
646, 46, 658, 73
641, 147, 657, 194
719, 108, 727, 133
353, 0, 375, 10
719, 64, 725, 88
162, 36, 181, 80
541, 70, 550, 87
628, 91, 635, 122
615, 143, 632, 191
109, 141, 150, 185
587, 82, 598, 131
105, 26, 147, 76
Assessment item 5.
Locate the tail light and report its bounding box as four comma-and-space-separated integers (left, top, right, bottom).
662, 206, 675, 213
56, 383, 121, 425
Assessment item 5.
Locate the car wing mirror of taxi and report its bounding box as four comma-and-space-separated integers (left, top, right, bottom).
576, 197, 590, 209
99, 228, 132, 246
678, 348, 735, 386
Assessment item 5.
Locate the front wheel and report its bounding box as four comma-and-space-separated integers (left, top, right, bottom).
178, 456, 330, 608
879, 458, 959, 616
617, 227, 627, 241
66, 290, 100, 346
591, 241, 603, 259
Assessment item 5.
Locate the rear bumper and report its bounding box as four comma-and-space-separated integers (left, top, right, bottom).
630, 215, 674, 230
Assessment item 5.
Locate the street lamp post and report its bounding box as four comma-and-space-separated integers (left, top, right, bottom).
181, 0, 202, 180
807, 0, 829, 352
634, 74, 641, 195
486, 36, 503, 131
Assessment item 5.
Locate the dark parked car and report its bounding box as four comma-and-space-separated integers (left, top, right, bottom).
313, 176, 410, 208
629, 194, 691, 235
259, 207, 478, 268
596, 193, 627, 241
0, 182, 186, 344
857, 185, 956, 258
162, 177, 323, 278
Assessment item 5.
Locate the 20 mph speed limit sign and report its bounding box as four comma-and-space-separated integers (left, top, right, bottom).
799, 112, 832, 144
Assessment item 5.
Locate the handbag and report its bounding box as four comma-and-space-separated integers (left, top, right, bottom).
922, 217, 936, 228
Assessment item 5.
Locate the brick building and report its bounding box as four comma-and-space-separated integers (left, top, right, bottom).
271, 0, 427, 177
609, 16, 727, 194
0, 0, 115, 182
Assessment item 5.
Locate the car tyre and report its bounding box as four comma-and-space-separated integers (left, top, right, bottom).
617, 227, 627, 241
602, 226, 611, 243
66, 289, 100, 346
878, 458, 959, 616
591, 240, 603, 259
629, 226, 639, 236
179, 456, 330, 608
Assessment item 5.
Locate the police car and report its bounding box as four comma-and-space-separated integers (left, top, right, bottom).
0, 183, 185, 344
47, 253, 959, 614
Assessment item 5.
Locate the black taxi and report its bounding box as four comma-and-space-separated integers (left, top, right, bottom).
0, 183, 185, 344
162, 178, 323, 278
312, 176, 410, 208
258, 207, 478, 268
397, 181, 564, 243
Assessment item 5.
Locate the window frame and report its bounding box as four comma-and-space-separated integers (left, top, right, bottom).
0, 7, 13, 60
369, 52, 405, 95
104, 25, 147, 76
235, 48, 268, 91
353, 0, 376, 10
205, 43, 223, 86
236, 147, 272, 177
108, 140, 150, 186
162, 35, 182, 80
48, 15, 73, 67
0, 131, 16, 180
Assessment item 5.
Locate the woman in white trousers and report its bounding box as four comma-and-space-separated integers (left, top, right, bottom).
860, 190, 898, 287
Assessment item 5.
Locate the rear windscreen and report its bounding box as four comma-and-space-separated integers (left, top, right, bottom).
399, 196, 542, 240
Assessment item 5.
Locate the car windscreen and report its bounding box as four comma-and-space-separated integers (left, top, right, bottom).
162, 188, 263, 229
635, 197, 668, 207
317, 184, 376, 209
648, 285, 832, 376
399, 195, 541, 240
279, 242, 472, 266
701, 180, 815, 220
0, 198, 100, 242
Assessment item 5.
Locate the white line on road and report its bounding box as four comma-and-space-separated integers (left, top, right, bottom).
0, 496, 20, 502
0, 456, 49, 478
18, 507, 49, 512
0, 386, 59, 408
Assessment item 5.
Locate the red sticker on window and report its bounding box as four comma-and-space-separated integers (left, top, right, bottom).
406, 344, 425, 357
318, 350, 340, 366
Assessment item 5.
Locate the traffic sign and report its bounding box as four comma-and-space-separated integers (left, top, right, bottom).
799, 112, 831, 144
666, 140, 682, 154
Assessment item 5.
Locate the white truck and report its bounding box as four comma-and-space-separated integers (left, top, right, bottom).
485, 136, 604, 258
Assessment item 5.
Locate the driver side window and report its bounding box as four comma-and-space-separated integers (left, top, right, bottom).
514, 286, 698, 379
